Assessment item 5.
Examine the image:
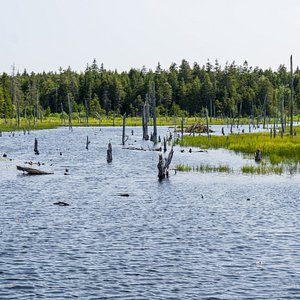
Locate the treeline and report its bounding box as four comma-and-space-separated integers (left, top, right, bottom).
0, 59, 298, 121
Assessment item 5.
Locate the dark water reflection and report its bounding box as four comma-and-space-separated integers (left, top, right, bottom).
1, 126, 300, 299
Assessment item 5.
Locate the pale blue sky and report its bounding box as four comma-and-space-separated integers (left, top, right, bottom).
1, 0, 300, 73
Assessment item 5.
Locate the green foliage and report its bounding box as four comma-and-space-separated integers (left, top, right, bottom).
0, 58, 298, 121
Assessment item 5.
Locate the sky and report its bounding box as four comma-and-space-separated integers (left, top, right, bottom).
1, 0, 300, 74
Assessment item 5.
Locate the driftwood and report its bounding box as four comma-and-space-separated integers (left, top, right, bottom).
157, 147, 174, 180
17, 165, 53, 175
53, 201, 69, 206
185, 123, 214, 134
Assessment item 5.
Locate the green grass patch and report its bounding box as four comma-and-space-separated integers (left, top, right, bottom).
180, 128, 300, 164
176, 163, 233, 173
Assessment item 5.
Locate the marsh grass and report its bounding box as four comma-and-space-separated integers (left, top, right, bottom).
175, 162, 289, 175
180, 129, 300, 164
176, 163, 233, 173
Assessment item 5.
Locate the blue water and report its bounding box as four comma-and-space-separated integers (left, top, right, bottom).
1, 126, 300, 299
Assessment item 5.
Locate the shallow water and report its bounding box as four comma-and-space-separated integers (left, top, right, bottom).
1, 126, 300, 299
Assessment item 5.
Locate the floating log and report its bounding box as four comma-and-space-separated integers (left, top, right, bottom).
17, 165, 53, 175
53, 201, 69, 206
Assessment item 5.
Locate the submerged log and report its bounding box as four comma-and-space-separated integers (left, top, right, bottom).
17, 165, 53, 175
157, 147, 174, 180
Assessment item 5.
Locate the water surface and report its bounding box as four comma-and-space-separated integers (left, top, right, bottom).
1, 126, 300, 299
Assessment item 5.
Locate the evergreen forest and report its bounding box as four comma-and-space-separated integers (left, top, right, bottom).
0, 59, 298, 122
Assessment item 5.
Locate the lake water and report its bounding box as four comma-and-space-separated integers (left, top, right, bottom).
1, 125, 300, 299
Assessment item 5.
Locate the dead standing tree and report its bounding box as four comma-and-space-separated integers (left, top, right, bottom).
151, 82, 158, 143
107, 142, 112, 163
290, 54, 294, 136
157, 147, 174, 180
142, 95, 149, 140
122, 113, 126, 145
67, 92, 72, 130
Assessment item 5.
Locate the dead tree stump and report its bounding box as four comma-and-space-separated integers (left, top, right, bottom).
107, 142, 112, 163
86, 136, 90, 150
34, 138, 39, 155
255, 149, 262, 162
157, 147, 174, 180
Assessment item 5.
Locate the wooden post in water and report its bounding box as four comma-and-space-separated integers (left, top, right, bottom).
152, 82, 157, 143
163, 137, 167, 152
34, 138, 39, 155
122, 113, 126, 145
290, 54, 294, 136
107, 142, 112, 163
86, 136, 90, 150
67, 92, 72, 130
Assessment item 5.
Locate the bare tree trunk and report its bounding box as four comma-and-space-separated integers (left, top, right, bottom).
86, 136, 90, 150
280, 94, 284, 137
67, 92, 72, 130
85, 98, 89, 126
107, 142, 112, 163
61, 102, 66, 125
290, 54, 294, 136
34, 138, 39, 155
263, 94, 267, 129
142, 96, 149, 140
205, 107, 209, 137
181, 117, 184, 141
122, 113, 126, 145
152, 82, 157, 143
16, 92, 20, 129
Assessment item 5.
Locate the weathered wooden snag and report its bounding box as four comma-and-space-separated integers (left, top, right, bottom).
255, 149, 262, 162
34, 138, 39, 155
86, 136, 90, 150
157, 147, 174, 180
107, 142, 113, 163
